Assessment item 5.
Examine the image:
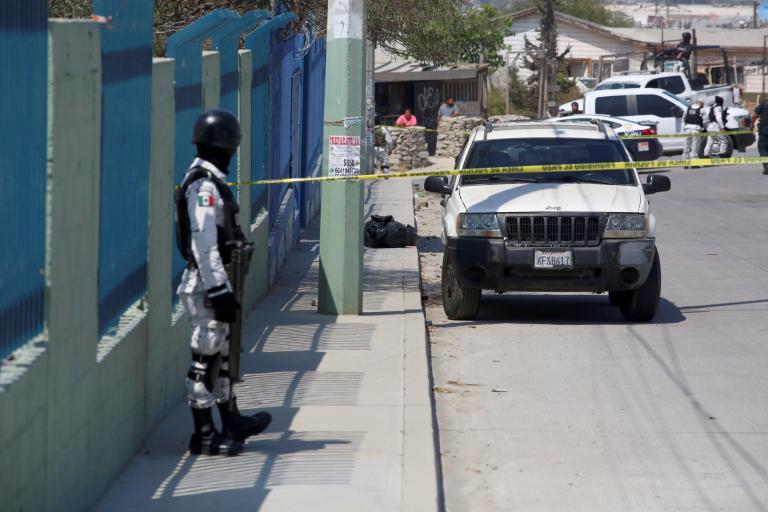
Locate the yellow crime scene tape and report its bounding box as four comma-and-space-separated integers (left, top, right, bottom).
228, 155, 768, 187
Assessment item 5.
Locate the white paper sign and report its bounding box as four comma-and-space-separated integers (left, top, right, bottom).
328, 135, 361, 177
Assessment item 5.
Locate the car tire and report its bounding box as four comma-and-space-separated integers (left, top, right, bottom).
441, 253, 480, 320
608, 290, 631, 306
619, 250, 661, 322
721, 137, 734, 158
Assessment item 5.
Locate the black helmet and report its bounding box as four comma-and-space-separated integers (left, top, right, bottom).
192, 109, 241, 151
682, 32, 691, 41
714, 95, 724, 105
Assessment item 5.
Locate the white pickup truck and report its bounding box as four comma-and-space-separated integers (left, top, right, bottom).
560, 71, 742, 114
575, 88, 754, 154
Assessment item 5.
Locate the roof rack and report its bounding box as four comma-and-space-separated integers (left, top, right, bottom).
483, 120, 493, 140
589, 118, 610, 139
617, 70, 658, 75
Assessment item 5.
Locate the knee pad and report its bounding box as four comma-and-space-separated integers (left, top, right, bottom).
187, 353, 220, 392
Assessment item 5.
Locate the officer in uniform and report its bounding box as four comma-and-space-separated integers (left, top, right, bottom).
683, 99, 705, 163
751, 98, 768, 175
373, 113, 394, 172
704, 96, 729, 157
175, 109, 272, 456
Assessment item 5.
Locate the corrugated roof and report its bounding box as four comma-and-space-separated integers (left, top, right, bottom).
374, 60, 489, 82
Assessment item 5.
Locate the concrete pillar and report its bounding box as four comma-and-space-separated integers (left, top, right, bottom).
44, 19, 101, 511
202, 51, 221, 110
145, 58, 186, 430
318, 0, 367, 315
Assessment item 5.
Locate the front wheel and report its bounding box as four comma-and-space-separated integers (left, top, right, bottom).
619, 251, 661, 322
441, 253, 480, 320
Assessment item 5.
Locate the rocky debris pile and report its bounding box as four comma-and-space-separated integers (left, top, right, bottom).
388, 127, 430, 170
435, 114, 531, 159
488, 114, 531, 124
435, 117, 484, 158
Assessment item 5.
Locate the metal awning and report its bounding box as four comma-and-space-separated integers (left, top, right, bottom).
374, 61, 489, 82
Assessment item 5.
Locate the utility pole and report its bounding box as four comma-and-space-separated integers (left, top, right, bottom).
754, 1, 759, 29
318, 0, 367, 315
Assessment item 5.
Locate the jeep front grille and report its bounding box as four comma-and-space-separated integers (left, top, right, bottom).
504, 215, 602, 246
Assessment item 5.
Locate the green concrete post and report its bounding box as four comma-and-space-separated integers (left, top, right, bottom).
45, 20, 101, 511
318, 0, 367, 315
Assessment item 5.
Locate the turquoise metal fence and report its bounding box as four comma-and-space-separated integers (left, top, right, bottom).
245, 13, 296, 222
0, 6, 326, 357
167, 10, 239, 294
0, 1, 48, 358
94, 0, 154, 337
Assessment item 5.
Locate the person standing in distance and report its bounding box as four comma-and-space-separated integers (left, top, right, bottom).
704, 96, 728, 157
175, 109, 272, 456
683, 99, 705, 166
436, 97, 459, 129
373, 113, 394, 173
750, 97, 768, 175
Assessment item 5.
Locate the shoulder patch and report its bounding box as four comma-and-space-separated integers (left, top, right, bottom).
197, 193, 214, 207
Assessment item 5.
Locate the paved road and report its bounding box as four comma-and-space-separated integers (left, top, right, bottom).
414, 161, 768, 511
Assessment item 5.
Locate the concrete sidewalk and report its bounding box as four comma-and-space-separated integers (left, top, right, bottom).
95, 179, 440, 512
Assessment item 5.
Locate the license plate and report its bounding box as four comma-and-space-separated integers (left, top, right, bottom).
637, 141, 650, 152
534, 250, 573, 269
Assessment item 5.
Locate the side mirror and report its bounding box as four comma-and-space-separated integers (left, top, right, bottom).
642, 174, 671, 195
424, 176, 451, 195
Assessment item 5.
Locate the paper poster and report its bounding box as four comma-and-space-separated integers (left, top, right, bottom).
328, 135, 361, 177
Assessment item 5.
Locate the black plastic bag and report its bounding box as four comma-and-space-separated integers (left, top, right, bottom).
364, 214, 417, 248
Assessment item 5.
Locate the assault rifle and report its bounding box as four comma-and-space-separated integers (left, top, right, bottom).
225, 240, 254, 381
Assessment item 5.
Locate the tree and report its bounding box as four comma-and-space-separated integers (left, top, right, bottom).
501, 0, 633, 27
451, 5, 511, 69
519, 0, 572, 116
52, 0, 505, 65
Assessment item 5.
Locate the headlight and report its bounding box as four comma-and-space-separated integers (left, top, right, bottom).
603, 214, 648, 238
457, 213, 502, 237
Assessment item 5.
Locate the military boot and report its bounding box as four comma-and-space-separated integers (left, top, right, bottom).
217, 396, 272, 443
189, 407, 244, 456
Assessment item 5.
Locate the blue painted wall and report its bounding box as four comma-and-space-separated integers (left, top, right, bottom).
93, 0, 154, 337
0, 1, 47, 358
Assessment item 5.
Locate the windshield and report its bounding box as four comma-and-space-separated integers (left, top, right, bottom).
661, 90, 686, 106
594, 82, 640, 90
461, 138, 636, 186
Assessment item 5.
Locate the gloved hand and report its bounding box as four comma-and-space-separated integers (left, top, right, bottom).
209, 290, 238, 323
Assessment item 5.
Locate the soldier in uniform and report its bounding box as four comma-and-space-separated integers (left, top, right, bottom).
682, 99, 705, 163
175, 109, 272, 456
751, 98, 768, 175
373, 113, 394, 172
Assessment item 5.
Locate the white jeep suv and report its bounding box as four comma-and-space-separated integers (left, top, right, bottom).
424, 121, 671, 322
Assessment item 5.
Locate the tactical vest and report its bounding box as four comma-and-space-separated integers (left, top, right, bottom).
683, 106, 703, 127
374, 126, 386, 147
174, 167, 244, 267
708, 106, 728, 125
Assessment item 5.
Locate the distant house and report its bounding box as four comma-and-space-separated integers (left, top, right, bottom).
374, 48, 490, 128
503, 8, 767, 87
